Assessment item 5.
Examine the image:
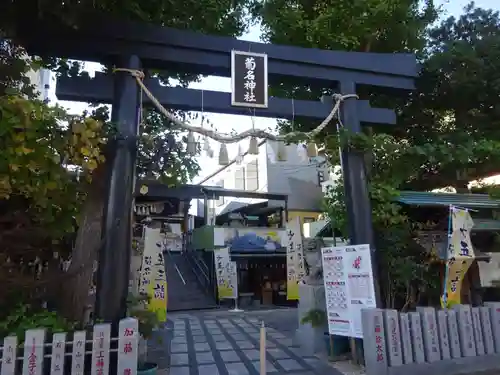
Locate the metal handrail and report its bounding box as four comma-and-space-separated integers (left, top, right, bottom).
184, 251, 212, 293
164, 248, 187, 285
186, 251, 209, 282
194, 251, 210, 275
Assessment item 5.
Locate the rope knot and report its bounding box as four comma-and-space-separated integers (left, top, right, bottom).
113, 68, 145, 80
132, 70, 145, 80
334, 93, 359, 101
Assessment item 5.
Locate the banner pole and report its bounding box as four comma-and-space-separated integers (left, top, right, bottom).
229, 260, 244, 312
442, 204, 453, 307
229, 296, 244, 312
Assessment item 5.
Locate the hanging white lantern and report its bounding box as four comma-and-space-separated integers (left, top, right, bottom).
186, 131, 197, 155
248, 136, 259, 155
218, 143, 229, 165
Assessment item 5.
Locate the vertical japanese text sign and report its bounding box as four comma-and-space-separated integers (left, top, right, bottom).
140, 228, 167, 322
22, 329, 45, 375
286, 217, 305, 301
118, 318, 139, 375
442, 207, 475, 307
231, 50, 268, 108
214, 247, 237, 299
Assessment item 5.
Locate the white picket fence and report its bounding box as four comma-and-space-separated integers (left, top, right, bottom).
0, 318, 139, 375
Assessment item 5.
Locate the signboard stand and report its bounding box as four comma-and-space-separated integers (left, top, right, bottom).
229, 298, 244, 313
229, 259, 243, 312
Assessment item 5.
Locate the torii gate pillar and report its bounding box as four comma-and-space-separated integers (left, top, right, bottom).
339, 81, 382, 306
95, 55, 141, 322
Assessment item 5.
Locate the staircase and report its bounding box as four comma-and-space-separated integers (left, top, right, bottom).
165, 251, 217, 311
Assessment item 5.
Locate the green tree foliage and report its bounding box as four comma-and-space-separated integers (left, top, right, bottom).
1, 0, 250, 40
89, 105, 201, 185
323, 133, 443, 308
0, 0, 251, 323
137, 109, 201, 184
396, 4, 500, 191
250, 0, 438, 107
253, 0, 436, 52
0, 44, 109, 316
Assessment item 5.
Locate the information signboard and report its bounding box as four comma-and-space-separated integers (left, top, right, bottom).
321, 244, 377, 338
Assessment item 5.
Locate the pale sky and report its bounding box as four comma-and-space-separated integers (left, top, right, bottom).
51, 0, 499, 183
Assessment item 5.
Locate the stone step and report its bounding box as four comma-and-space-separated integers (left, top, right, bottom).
165, 252, 216, 311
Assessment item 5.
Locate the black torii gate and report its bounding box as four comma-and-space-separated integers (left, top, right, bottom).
19, 16, 417, 323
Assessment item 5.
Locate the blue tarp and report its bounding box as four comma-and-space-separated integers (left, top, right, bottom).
226, 233, 283, 253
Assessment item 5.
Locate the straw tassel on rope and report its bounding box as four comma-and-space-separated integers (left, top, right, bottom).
218, 143, 229, 165
248, 136, 259, 155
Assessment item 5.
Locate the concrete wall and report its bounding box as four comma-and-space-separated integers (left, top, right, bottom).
266, 142, 327, 211
193, 141, 329, 216
192, 141, 268, 217
479, 253, 500, 287
288, 211, 322, 226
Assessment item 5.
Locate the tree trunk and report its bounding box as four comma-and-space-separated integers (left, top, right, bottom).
60, 165, 107, 324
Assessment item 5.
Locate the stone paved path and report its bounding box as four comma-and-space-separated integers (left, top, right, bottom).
148, 308, 500, 375
166, 311, 343, 375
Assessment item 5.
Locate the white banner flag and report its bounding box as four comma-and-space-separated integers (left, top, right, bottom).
214, 247, 238, 299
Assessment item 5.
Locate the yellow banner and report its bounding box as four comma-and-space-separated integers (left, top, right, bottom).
218, 285, 236, 299
441, 208, 475, 308
140, 228, 168, 322
286, 217, 304, 300
148, 280, 167, 322
451, 208, 474, 232
287, 281, 299, 301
